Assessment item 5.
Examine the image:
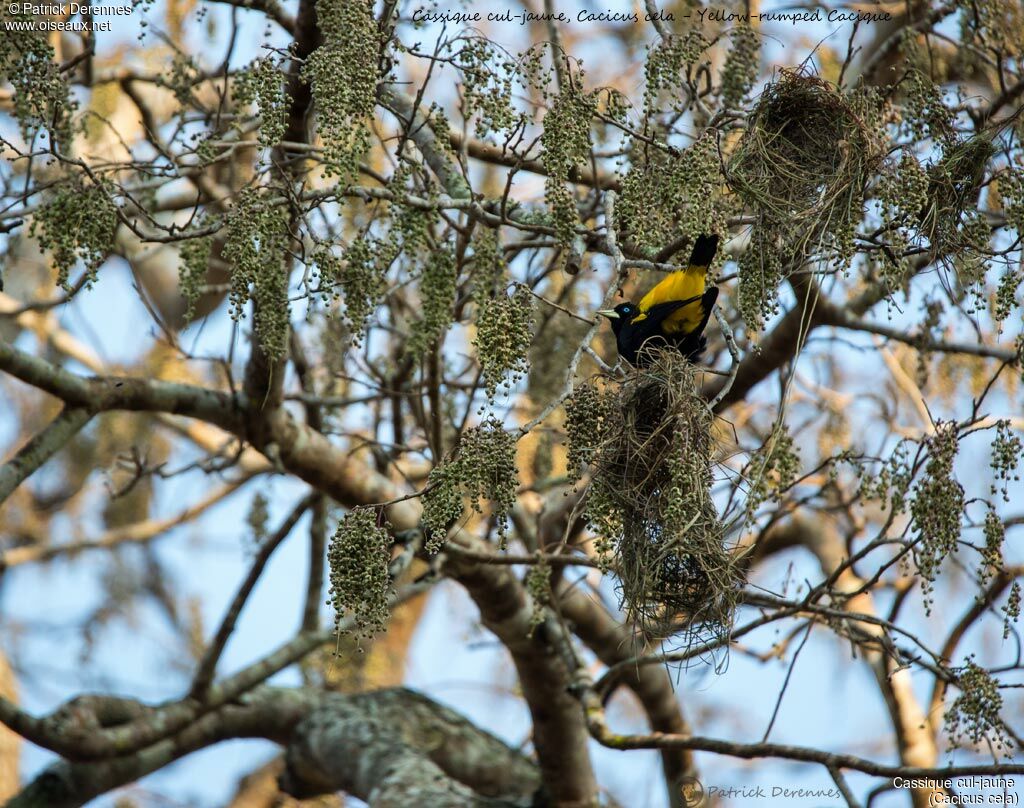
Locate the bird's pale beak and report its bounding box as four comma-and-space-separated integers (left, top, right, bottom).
597, 309, 619, 320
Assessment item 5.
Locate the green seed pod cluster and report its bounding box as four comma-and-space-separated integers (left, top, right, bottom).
952, 210, 991, 298
857, 440, 912, 515
721, 25, 760, 109
1001, 169, 1024, 242
0, 10, 75, 141
979, 508, 1004, 588
233, 56, 290, 149
421, 417, 519, 551
899, 32, 954, 144
564, 382, 613, 484
312, 240, 389, 345
1004, 582, 1021, 640
540, 70, 597, 247
474, 285, 533, 400
990, 419, 1022, 503
618, 133, 724, 257
993, 267, 1021, 326
877, 151, 930, 230
643, 31, 708, 117
601, 87, 631, 126
736, 233, 784, 333
394, 196, 432, 257
471, 232, 533, 399
168, 53, 200, 108
222, 187, 291, 361
245, 492, 270, 553
910, 422, 964, 611
524, 554, 552, 637
944, 658, 1011, 753
421, 465, 463, 554
31, 178, 117, 290
744, 424, 800, 520
410, 246, 457, 355
301, 0, 378, 182
456, 37, 523, 138
874, 152, 932, 296
327, 507, 392, 641
179, 233, 213, 323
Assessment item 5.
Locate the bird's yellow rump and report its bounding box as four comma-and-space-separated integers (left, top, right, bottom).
633, 243, 716, 334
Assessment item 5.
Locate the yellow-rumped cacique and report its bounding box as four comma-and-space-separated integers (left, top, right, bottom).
598, 234, 719, 367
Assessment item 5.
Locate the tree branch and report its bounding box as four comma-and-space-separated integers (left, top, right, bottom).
8, 687, 538, 808
190, 493, 318, 699
0, 407, 91, 506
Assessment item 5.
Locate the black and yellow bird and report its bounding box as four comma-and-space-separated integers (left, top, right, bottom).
598, 234, 720, 367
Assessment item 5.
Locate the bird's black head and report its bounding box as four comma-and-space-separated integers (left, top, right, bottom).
598, 302, 639, 336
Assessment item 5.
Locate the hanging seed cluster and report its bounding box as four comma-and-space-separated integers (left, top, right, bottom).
0, 10, 75, 141
569, 350, 740, 646
990, 420, 1022, 502
471, 231, 533, 399
944, 658, 1012, 754
31, 178, 117, 290
993, 266, 1021, 326
980, 509, 1004, 588
565, 381, 615, 486
327, 507, 392, 642
301, 0, 378, 182
909, 422, 964, 611
618, 133, 725, 258
744, 425, 801, 521
856, 440, 913, 516
410, 246, 458, 355
1004, 582, 1021, 640
540, 70, 597, 249
642, 31, 708, 117
178, 233, 213, 323
720, 25, 760, 109
312, 240, 390, 345
456, 37, 523, 138
875, 151, 930, 295
422, 417, 518, 552
524, 554, 552, 638
222, 187, 291, 361
233, 56, 290, 149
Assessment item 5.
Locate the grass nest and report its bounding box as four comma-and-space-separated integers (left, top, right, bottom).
729, 67, 883, 251
578, 349, 741, 649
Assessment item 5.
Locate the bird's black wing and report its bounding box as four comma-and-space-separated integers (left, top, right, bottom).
671, 287, 719, 362
639, 294, 704, 327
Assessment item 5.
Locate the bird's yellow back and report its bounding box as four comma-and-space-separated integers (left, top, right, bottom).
636, 267, 707, 334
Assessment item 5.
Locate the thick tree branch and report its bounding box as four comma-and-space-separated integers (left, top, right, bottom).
8, 687, 538, 808
0, 407, 91, 506
0, 339, 243, 432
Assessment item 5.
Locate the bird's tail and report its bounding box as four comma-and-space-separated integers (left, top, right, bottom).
687, 234, 719, 272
